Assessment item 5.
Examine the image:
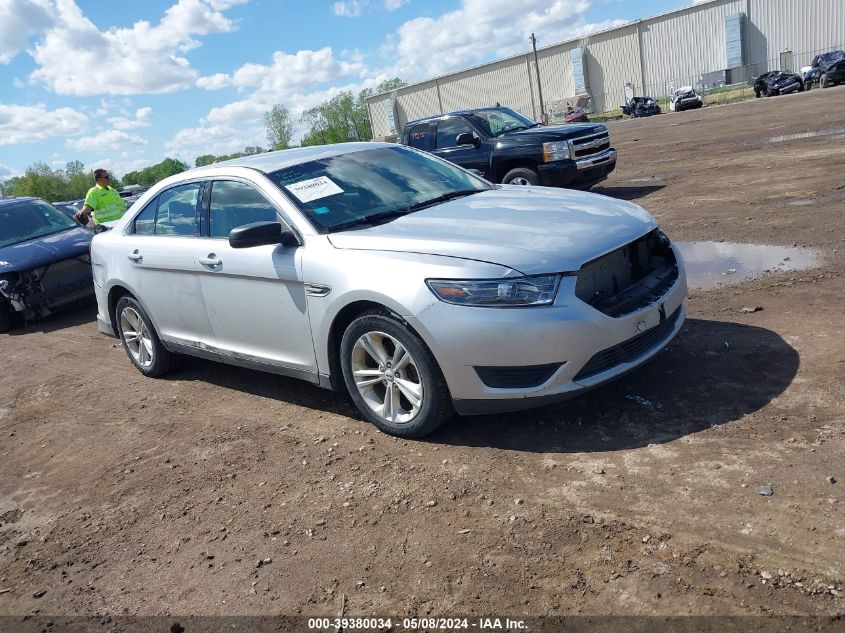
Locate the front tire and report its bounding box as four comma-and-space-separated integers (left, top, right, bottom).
502, 167, 540, 186
820, 73, 830, 88
115, 296, 175, 377
340, 311, 454, 438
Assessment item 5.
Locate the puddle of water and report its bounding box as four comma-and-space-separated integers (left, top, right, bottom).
769, 128, 845, 143
675, 242, 821, 291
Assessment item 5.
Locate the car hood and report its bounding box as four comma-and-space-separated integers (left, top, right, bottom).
0, 226, 92, 274
498, 123, 606, 143
326, 187, 656, 274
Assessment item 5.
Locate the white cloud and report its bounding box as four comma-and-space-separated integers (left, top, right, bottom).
384, 0, 407, 10
195, 47, 366, 126
196, 72, 232, 90
0, 103, 88, 145
0, 162, 22, 179
333, 0, 368, 17
387, 0, 624, 79
0, 0, 55, 64
109, 106, 153, 130
66, 129, 147, 152
28, 0, 244, 96
165, 122, 266, 161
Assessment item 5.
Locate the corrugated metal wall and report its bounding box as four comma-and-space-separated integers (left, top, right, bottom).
394, 82, 440, 126
438, 57, 534, 119
640, 0, 742, 95
749, 0, 845, 69
367, 93, 393, 138
579, 24, 641, 112
367, 0, 845, 139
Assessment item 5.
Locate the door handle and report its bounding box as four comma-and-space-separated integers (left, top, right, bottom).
127, 250, 142, 262
199, 254, 222, 267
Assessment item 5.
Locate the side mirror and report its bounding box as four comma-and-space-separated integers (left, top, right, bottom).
455, 132, 478, 147
229, 221, 299, 249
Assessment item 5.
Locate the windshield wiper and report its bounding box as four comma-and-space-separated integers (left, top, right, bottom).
403, 189, 485, 212
328, 209, 414, 232
328, 190, 485, 232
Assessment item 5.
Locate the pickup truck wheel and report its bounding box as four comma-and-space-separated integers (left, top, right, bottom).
502, 167, 539, 186
340, 311, 454, 438
820, 73, 830, 88
115, 296, 175, 377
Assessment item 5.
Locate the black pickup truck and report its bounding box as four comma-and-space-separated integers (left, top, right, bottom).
400, 106, 616, 190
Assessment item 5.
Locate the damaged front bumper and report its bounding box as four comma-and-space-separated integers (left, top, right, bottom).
0, 256, 94, 321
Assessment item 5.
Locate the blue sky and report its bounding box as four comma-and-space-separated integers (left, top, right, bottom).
0, 0, 695, 180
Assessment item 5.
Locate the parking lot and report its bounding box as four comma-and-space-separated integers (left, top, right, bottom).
1, 87, 844, 618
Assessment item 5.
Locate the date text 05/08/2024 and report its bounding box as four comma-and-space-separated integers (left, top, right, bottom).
307, 617, 528, 630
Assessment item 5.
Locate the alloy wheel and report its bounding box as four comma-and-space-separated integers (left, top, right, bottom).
120, 306, 154, 368
350, 331, 423, 425
510, 177, 531, 185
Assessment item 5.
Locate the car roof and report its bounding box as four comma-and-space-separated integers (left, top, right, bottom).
197, 142, 391, 173
0, 196, 39, 208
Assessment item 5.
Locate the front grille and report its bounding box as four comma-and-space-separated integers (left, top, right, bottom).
573, 308, 681, 381
575, 229, 679, 317
475, 363, 563, 389
571, 131, 611, 160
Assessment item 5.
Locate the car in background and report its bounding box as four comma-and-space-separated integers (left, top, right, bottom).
400, 106, 616, 190
669, 86, 704, 112
803, 50, 845, 89
0, 197, 94, 333
621, 96, 661, 117
564, 106, 590, 123
54, 199, 86, 224
92, 142, 686, 438
754, 70, 804, 97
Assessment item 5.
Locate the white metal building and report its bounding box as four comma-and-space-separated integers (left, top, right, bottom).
366, 0, 845, 138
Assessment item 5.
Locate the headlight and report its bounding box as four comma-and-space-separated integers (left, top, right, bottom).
426, 274, 560, 307
543, 141, 570, 162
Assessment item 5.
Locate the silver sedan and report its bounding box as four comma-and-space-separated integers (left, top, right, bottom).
91, 143, 686, 437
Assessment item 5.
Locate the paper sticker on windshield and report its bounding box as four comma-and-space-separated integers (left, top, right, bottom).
285, 176, 344, 203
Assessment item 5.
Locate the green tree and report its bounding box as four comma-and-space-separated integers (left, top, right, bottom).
298, 78, 407, 147
194, 154, 217, 168
65, 160, 92, 199
265, 104, 294, 150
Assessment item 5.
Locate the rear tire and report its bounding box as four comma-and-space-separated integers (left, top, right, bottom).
820, 73, 830, 88
502, 167, 540, 186
115, 295, 176, 377
340, 310, 454, 438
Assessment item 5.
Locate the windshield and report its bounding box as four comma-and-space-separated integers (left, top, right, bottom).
466, 108, 537, 137
0, 199, 79, 248
269, 146, 492, 232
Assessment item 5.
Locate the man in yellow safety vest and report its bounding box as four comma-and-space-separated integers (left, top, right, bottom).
75, 169, 127, 230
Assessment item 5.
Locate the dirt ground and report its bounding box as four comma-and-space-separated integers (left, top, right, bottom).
1, 87, 844, 621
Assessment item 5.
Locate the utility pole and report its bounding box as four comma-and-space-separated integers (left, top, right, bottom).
530, 32, 546, 123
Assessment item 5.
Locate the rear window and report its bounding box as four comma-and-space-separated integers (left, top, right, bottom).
0, 200, 78, 248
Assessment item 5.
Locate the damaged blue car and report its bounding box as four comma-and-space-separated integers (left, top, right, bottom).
0, 197, 94, 333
